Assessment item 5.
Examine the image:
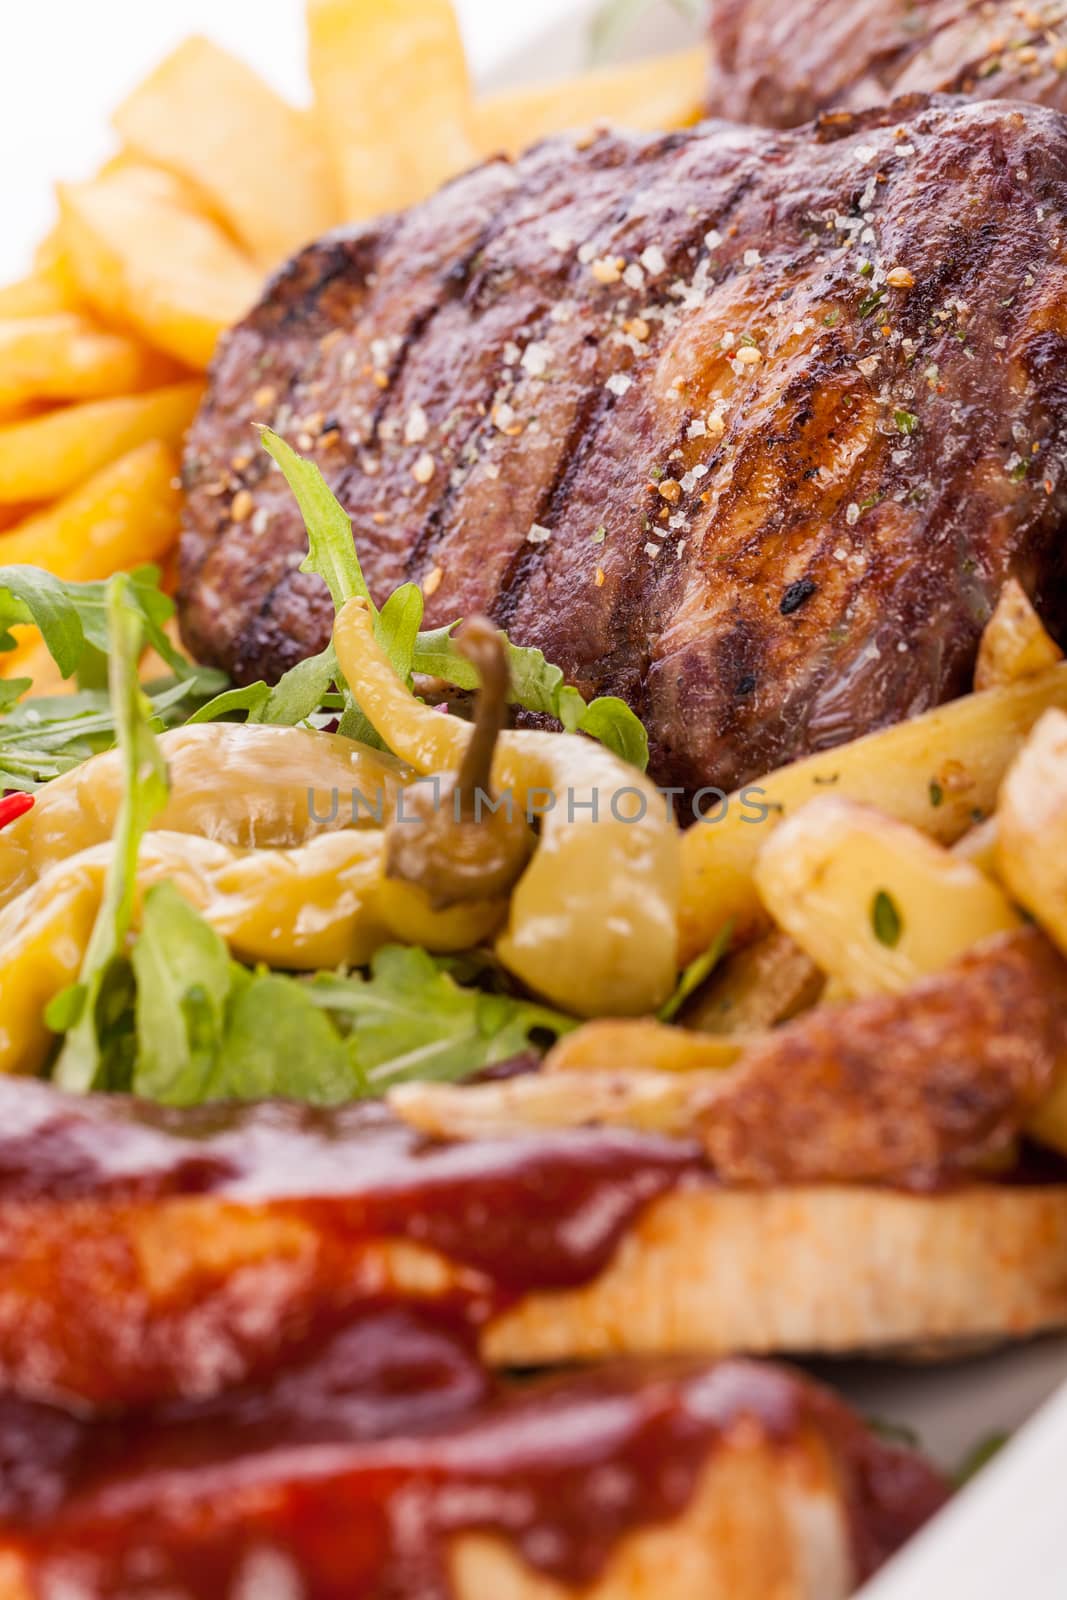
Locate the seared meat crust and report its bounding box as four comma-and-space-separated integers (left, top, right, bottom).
701, 929, 1067, 1186
181, 96, 1067, 792
707, 0, 1067, 130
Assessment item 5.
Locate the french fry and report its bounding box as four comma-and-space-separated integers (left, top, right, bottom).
391, 1069, 720, 1141
975, 577, 1063, 691
679, 663, 1067, 963
0, 273, 75, 319
994, 711, 1067, 1157
474, 45, 708, 156
546, 1019, 747, 1075
0, 441, 181, 584
0, 381, 202, 503
0, 314, 175, 408
307, 0, 479, 220
997, 710, 1067, 956
680, 931, 824, 1035
113, 37, 339, 268
753, 796, 1020, 998
58, 164, 261, 370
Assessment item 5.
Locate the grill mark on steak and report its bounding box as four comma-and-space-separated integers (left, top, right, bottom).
181, 97, 1067, 792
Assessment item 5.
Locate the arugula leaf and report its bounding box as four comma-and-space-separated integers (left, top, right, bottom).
260, 428, 371, 611
304, 945, 575, 1093
0, 675, 223, 792
0, 564, 194, 682
413, 626, 650, 770
954, 1430, 1009, 1487
52, 575, 170, 1093
132, 882, 234, 1105
107, 896, 575, 1107
263, 433, 650, 767
658, 921, 733, 1023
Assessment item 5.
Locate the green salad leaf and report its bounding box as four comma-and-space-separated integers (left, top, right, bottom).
304, 946, 576, 1094
51, 574, 171, 1093
0, 563, 193, 682
127, 906, 573, 1107
658, 921, 733, 1023
244, 432, 649, 768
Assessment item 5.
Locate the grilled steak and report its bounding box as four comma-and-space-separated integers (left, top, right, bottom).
180, 96, 1067, 793
707, 0, 1067, 129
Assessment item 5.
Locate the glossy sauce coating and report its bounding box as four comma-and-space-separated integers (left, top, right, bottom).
0, 1349, 949, 1599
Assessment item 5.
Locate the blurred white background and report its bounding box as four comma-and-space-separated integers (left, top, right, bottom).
0, 0, 579, 279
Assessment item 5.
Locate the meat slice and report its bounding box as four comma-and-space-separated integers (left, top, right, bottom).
707, 0, 1067, 130
0, 1356, 948, 1600
180, 95, 1067, 793
3, 926, 1067, 1414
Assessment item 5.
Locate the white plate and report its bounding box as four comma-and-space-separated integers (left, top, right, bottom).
489, 6, 1067, 1594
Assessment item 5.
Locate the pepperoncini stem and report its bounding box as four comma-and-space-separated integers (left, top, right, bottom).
454, 616, 509, 817
383, 616, 535, 911
335, 598, 681, 1018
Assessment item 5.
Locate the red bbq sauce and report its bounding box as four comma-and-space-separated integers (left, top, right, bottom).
0, 1350, 949, 1599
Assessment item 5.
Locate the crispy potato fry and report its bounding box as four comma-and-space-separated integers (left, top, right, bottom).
754, 796, 1020, 997
679, 663, 1067, 963
975, 577, 1063, 691
0, 273, 75, 319
680, 930, 824, 1035
0, 381, 202, 503
58, 164, 261, 370
0, 503, 41, 533
996, 716, 1067, 1159
546, 1019, 748, 1075
998, 710, 1067, 955
0, 441, 181, 583
391, 1069, 720, 1141
996, 711, 1067, 1155
474, 46, 707, 156
952, 815, 1001, 876
113, 37, 339, 267
0, 314, 175, 408
308, 0, 479, 220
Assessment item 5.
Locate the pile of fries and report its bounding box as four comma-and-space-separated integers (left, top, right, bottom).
0, 0, 706, 691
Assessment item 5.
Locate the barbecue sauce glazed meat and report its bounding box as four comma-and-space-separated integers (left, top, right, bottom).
0, 1082, 950, 1595
0, 1351, 949, 1598
181, 94, 1067, 795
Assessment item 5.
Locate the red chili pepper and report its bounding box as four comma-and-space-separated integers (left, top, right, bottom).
0, 792, 34, 830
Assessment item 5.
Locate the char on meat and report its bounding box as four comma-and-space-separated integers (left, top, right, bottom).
706, 0, 1067, 128
180, 95, 1067, 793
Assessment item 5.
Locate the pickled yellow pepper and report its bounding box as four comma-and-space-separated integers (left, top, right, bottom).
0, 723, 412, 908
0, 824, 504, 1077
333, 598, 681, 1017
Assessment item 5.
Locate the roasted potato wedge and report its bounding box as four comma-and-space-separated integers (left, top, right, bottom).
474, 46, 707, 155
998, 710, 1067, 957
679, 663, 1067, 963
0, 314, 174, 407
0, 381, 201, 503
754, 796, 1020, 997
975, 577, 1063, 691
308, 0, 479, 220
58, 164, 260, 370
113, 37, 339, 267
0, 440, 181, 583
